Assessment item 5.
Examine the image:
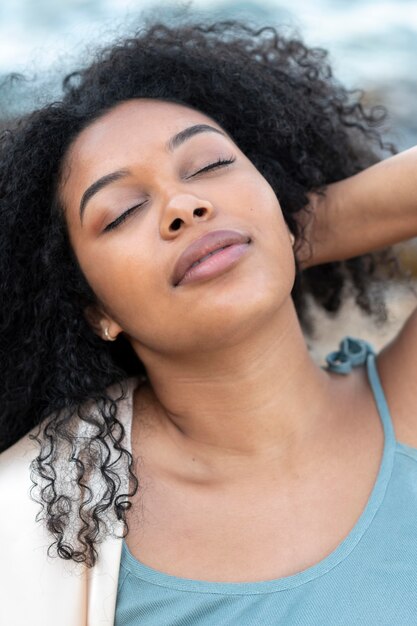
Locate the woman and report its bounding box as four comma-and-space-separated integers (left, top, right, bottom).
1, 19, 417, 626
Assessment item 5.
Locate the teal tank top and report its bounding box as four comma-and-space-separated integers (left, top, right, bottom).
115, 337, 417, 625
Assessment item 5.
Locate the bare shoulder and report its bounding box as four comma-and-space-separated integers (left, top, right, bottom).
0, 426, 38, 477
376, 308, 417, 448
0, 427, 41, 541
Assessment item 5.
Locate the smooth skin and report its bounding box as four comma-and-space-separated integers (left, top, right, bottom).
60, 99, 416, 582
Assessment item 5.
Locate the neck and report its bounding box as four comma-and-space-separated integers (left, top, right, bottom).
131, 299, 341, 483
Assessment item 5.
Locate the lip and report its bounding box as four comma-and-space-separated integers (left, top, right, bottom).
171, 229, 252, 287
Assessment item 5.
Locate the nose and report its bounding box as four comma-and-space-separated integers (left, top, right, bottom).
160, 193, 216, 239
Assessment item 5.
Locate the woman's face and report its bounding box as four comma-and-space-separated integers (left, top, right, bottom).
61, 99, 295, 357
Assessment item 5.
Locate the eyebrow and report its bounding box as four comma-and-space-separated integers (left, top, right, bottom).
167, 123, 225, 151
79, 123, 226, 223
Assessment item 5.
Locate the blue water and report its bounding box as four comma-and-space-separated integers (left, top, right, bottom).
0, 0, 416, 149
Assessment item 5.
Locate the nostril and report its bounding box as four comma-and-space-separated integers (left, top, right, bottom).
170, 218, 183, 231
193, 208, 206, 217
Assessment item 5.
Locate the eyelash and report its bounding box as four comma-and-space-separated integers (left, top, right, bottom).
103, 156, 236, 232
188, 155, 236, 178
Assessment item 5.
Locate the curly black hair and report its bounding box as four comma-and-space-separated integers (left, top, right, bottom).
0, 18, 396, 567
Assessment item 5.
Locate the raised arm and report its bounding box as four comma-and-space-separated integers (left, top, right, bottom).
297, 146, 417, 269
298, 145, 417, 445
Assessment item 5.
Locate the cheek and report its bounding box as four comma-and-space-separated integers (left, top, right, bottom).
241, 166, 285, 223
75, 238, 167, 329
244, 173, 292, 259
247, 183, 295, 294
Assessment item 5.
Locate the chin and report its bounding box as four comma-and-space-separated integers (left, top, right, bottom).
186, 287, 290, 346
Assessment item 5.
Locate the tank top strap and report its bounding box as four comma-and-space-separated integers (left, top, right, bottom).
325, 336, 397, 445
325, 336, 374, 373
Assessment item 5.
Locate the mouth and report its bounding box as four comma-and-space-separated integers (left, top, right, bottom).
172, 229, 252, 287
189, 245, 233, 268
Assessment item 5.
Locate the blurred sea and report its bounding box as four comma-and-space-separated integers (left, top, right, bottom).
0, 0, 416, 151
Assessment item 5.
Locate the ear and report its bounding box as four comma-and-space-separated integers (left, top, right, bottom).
84, 304, 123, 342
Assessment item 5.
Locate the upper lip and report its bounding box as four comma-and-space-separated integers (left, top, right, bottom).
171, 229, 251, 286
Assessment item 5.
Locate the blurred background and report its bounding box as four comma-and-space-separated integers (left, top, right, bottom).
1, 0, 417, 149
1, 0, 417, 358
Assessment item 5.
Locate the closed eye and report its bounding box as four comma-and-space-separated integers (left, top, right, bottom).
188, 156, 236, 178
103, 200, 147, 232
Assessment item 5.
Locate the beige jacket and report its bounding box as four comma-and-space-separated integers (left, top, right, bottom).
0, 378, 138, 626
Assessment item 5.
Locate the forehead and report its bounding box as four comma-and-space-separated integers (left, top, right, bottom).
66, 99, 224, 166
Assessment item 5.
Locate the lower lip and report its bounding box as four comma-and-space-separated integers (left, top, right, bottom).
177, 242, 251, 287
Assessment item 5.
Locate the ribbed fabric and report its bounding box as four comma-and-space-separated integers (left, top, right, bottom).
114, 338, 417, 625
